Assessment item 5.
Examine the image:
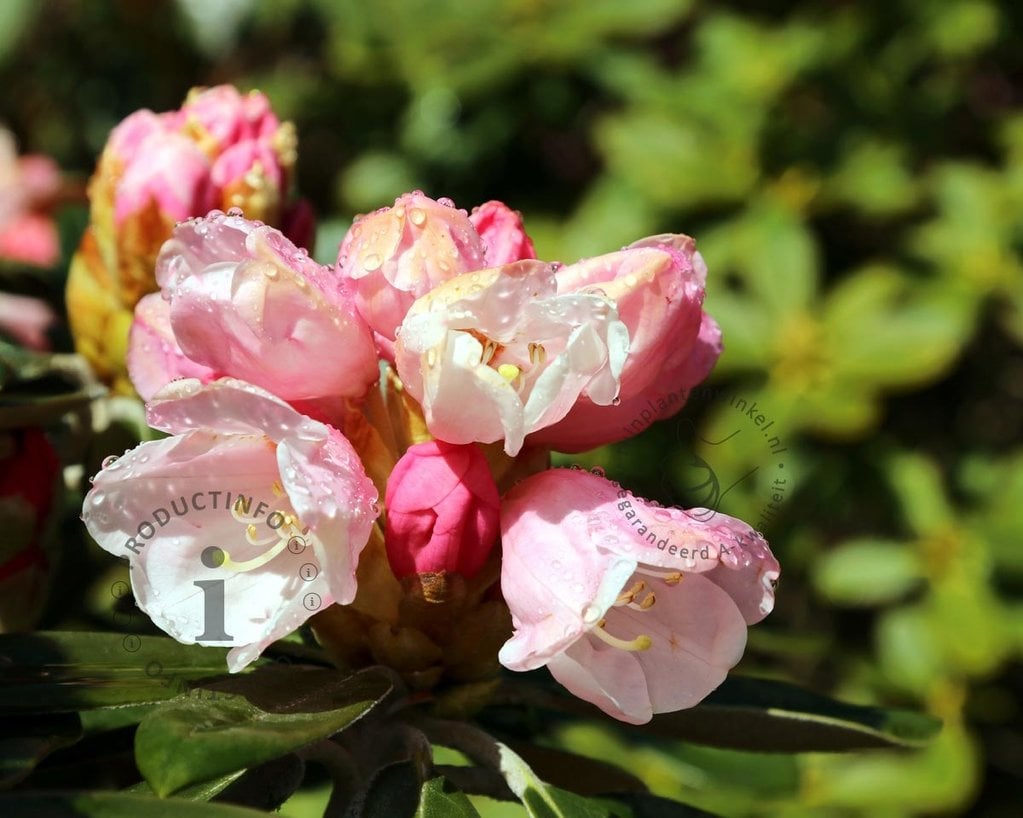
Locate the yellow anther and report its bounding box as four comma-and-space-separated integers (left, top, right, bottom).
592, 624, 653, 652
614, 580, 647, 606
636, 566, 684, 586
271, 481, 284, 498
528, 342, 547, 365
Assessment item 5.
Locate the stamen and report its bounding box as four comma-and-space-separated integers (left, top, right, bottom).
635, 566, 684, 586
628, 592, 656, 611
613, 580, 647, 606
223, 537, 290, 572
480, 340, 498, 367
271, 481, 284, 498
592, 623, 653, 651
528, 342, 547, 365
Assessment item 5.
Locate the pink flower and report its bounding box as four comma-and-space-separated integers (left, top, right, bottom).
499, 469, 779, 724
180, 85, 281, 150
384, 441, 500, 580
107, 86, 295, 231
0, 128, 61, 268
0, 292, 56, 351
127, 292, 218, 401
529, 235, 719, 452
128, 211, 378, 403
394, 260, 629, 456
113, 125, 214, 225
470, 200, 537, 266
338, 191, 486, 355
81, 379, 379, 671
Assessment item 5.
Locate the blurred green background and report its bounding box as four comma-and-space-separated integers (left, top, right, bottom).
1, 0, 1020, 815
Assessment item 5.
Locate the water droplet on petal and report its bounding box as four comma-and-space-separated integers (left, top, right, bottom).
101, 455, 120, 469
590, 466, 606, 478
91, 490, 106, 505
409, 207, 426, 226
362, 253, 382, 272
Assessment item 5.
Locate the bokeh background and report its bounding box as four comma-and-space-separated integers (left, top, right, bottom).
1, 0, 1021, 815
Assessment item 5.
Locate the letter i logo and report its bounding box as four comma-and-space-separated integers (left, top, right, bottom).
195, 547, 234, 641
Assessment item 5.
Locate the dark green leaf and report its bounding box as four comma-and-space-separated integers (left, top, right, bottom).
415, 777, 481, 818
0, 714, 82, 788
135, 666, 391, 797
0, 791, 278, 817
643, 676, 942, 751
0, 632, 231, 713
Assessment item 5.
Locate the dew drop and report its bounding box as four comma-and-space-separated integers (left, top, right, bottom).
263, 266, 278, 279
590, 466, 606, 478
362, 253, 382, 272
611, 397, 621, 406
101, 455, 120, 469
91, 490, 106, 505
409, 207, 427, 226
582, 604, 601, 624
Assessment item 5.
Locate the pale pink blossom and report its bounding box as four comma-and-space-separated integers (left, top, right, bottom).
338, 191, 486, 355
179, 85, 281, 149
529, 235, 718, 452
0, 128, 60, 268
0, 292, 56, 351
81, 378, 379, 671
384, 440, 500, 579
127, 293, 218, 400
103, 86, 296, 230
129, 211, 378, 402
469, 200, 537, 266
499, 469, 779, 724
394, 260, 629, 456
113, 128, 214, 225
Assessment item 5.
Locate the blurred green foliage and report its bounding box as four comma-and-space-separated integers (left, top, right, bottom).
2, 0, 1021, 815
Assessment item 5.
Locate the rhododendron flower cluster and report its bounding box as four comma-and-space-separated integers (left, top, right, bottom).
66, 85, 310, 394
82, 185, 779, 724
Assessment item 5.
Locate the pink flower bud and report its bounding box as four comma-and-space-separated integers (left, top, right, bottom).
469, 200, 537, 265
338, 191, 486, 351
384, 441, 500, 580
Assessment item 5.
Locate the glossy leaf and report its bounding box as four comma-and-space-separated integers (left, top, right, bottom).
134, 666, 391, 797
416, 777, 481, 818
642, 676, 942, 751
0, 632, 231, 713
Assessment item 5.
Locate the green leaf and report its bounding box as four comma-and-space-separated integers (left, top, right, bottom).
641, 676, 941, 751
418, 719, 620, 818
812, 538, 923, 606
123, 769, 246, 801
0, 632, 232, 713
134, 666, 391, 797
0, 791, 277, 817
417, 777, 481, 817
0, 713, 82, 788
